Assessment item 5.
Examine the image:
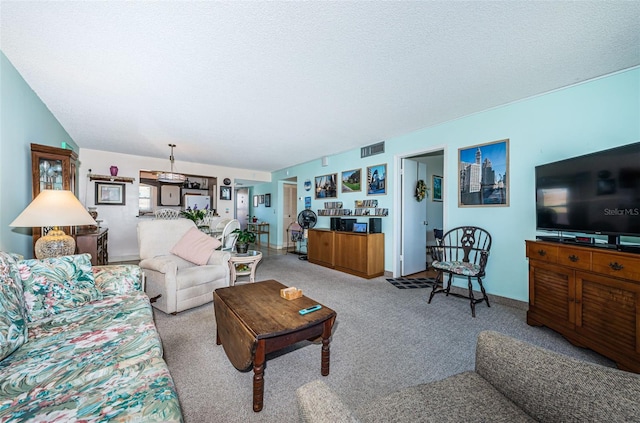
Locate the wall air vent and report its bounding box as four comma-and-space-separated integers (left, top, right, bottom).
361, 141, 385, 158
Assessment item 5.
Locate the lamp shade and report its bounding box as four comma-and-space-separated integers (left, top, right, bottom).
10, 190, 97, 228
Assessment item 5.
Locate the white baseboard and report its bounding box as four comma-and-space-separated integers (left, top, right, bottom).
109, 254, 140, 263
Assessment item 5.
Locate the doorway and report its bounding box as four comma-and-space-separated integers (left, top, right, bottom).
396, 148, 445, 277
235, 187, 249, 229
282, 180, 297, 250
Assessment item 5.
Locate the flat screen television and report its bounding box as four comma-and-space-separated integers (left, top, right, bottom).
535, 142, 640, 246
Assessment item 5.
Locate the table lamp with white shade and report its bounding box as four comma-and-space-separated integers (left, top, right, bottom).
10, 190, 97, 259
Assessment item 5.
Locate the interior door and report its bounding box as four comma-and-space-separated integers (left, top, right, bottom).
401, 159, 428, 276
282, 183, 297, 249
235, 187, 249, 229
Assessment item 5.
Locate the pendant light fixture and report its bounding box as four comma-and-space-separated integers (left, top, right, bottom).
157, 143, 186, 184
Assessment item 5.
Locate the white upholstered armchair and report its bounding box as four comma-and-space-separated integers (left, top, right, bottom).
137, 219, 231, 314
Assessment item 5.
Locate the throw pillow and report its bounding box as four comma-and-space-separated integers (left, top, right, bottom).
18, 254, 103, 322
170, 227, 222, 265
0, 252, 28, 361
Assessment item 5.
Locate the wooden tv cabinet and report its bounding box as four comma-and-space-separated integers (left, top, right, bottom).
308, 229, 384, 278
525, 240, 640, 373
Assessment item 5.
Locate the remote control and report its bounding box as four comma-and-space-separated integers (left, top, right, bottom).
299, 305, 322, 315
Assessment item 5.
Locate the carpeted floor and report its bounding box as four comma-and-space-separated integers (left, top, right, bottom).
386, 277, 436, 289
152, 253, 613, 423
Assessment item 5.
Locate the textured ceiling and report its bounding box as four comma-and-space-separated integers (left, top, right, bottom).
2, 1, 639, 173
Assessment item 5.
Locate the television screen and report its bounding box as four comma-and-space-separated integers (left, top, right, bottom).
535, 142, 640, 239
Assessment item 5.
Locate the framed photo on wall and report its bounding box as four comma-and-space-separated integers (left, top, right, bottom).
220, 186, 232, 201
432, 175, 443, 202
253, 195, 258, 207
366, 164, 387, 195
265, 193, 271, 207
458, 138, 509, 207
341, 168, 361, 193
96, 182, 125, 205
315, 173, 338, 199
259, 195, 264, 204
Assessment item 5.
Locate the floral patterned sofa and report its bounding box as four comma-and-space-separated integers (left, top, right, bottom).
0, 251, 182, 422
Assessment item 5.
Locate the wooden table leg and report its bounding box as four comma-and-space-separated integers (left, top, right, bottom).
321, 317, 334, 376
253, 339, 266, 412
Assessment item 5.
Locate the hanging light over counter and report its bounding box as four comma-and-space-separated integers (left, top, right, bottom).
157, 143, 186, 184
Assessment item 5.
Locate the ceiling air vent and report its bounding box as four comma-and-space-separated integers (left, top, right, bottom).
361, 141, 385, 158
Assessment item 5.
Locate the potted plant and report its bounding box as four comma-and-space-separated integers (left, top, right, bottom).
180, 205, 208, 225
232, 228, 256, 254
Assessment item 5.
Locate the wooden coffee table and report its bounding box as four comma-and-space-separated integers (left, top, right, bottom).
214, 280, 336, 412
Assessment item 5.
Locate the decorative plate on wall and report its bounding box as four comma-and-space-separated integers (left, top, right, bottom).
223, 178, 231, 186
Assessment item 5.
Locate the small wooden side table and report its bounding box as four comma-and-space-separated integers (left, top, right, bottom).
76, 228, 108, 265
228, 250, 262, 285
248, 222, 270, 247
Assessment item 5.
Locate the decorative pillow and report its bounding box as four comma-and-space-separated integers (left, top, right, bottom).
18, 254, 103, 322
170, 227, 222, 265
0, 252, 28, 360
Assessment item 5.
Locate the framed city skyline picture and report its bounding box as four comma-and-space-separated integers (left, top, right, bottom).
366, 164, 387, 195
458, 138, 509, 207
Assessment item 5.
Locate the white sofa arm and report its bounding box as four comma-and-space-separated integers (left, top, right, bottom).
139, 257, 179, 314
207, 250, 231, 266
139, 257, 178, 274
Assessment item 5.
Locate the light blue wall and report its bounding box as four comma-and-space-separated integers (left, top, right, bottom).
2, 49, 638, 300
0, 51, 79, 258
268, 68, 640, 301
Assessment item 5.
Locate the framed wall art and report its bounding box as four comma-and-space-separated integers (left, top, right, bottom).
96, 182, 125, 205
259, 195, 264, 204
432, 175, 443, 202
265, 193, 271, 207
366, 164, 387, 195
253, 195, 258, 207
341, 168, 361, 193
220, 186, 232, 201
315, 173, 337, 199
458, 138, 509, 207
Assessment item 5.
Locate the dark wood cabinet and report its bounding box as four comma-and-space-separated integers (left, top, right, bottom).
526, 240, 640, 373
30, 143, 79, 253
76, 228, 108, 265
308, 229, 384, 278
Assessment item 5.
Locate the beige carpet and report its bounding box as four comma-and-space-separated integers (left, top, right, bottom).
152, 253, 613, 423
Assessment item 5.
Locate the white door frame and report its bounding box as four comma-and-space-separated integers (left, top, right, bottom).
393, 144, 448, 278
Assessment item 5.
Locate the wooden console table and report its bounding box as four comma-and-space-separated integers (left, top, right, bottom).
526, 240, 640, 373
248, 222, 270, 247
307, 229, 384, 278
